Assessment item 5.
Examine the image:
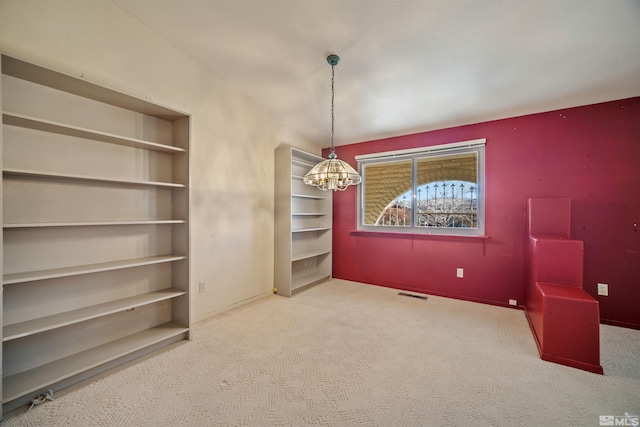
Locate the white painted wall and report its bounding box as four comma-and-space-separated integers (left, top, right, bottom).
0, 0, 322, 322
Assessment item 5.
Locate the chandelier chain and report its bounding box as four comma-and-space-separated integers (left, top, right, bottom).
330, 62, 335, 153
301, 53, 361, 191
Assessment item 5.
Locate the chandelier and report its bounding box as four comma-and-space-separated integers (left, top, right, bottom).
303, 54, 361, 191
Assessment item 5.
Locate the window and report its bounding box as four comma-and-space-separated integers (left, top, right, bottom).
356, 139, 485, 236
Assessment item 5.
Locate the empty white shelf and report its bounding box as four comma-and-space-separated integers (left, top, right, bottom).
292, 271, 330, 290
3, 255, 186, 285
3, 289, 186, 341
291, 227, 331, 233
292, 193, 325, 199
1, 55, 186, 120
3, 220, 186, 228
291, 212, 325, 216
3, 168, 186, 188
2, 323, 188, 403
291, 250, 331, 262
291, 158, 316, 168
3, 112, 185, 153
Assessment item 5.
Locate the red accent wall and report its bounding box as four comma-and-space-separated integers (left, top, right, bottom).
327, 97, 640, 329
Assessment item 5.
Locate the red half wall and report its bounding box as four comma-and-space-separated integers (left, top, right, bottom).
327, 97, 640, 329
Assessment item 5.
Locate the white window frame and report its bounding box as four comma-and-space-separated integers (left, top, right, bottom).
356, 139, 486, 236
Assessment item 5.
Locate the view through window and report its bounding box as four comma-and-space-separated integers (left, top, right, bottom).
357, 140, 485, 235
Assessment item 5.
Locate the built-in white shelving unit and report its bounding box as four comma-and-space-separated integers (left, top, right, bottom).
274, 145, 332, 297
0, 54, 190, 415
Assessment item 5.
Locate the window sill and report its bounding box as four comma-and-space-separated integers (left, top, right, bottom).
349, 230, 490, 241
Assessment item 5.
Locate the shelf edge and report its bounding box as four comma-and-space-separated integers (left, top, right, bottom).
3, 290, 186, 342
3, 255, 187, 285
2, 112, 186, 153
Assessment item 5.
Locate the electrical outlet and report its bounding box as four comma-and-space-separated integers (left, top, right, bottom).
509, 299, 518, 306
199, 282, 206, 293
597, 283, 608, 296
456, 268, 464, 278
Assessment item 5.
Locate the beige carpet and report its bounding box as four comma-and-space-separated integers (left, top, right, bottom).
3, 279, 639, 426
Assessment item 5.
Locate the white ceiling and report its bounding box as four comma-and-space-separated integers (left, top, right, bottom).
112, 0, 640, 147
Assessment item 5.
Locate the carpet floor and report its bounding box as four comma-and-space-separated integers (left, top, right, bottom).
2, 279, 639, 426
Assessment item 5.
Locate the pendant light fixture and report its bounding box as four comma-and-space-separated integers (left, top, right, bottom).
303, 54, 361, 191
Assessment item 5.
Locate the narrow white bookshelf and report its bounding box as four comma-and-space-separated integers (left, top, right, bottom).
274, 145, 332, 297
1, 54, 190, 415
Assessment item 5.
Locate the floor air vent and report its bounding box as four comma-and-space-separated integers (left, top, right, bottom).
398, 292, 428, 300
